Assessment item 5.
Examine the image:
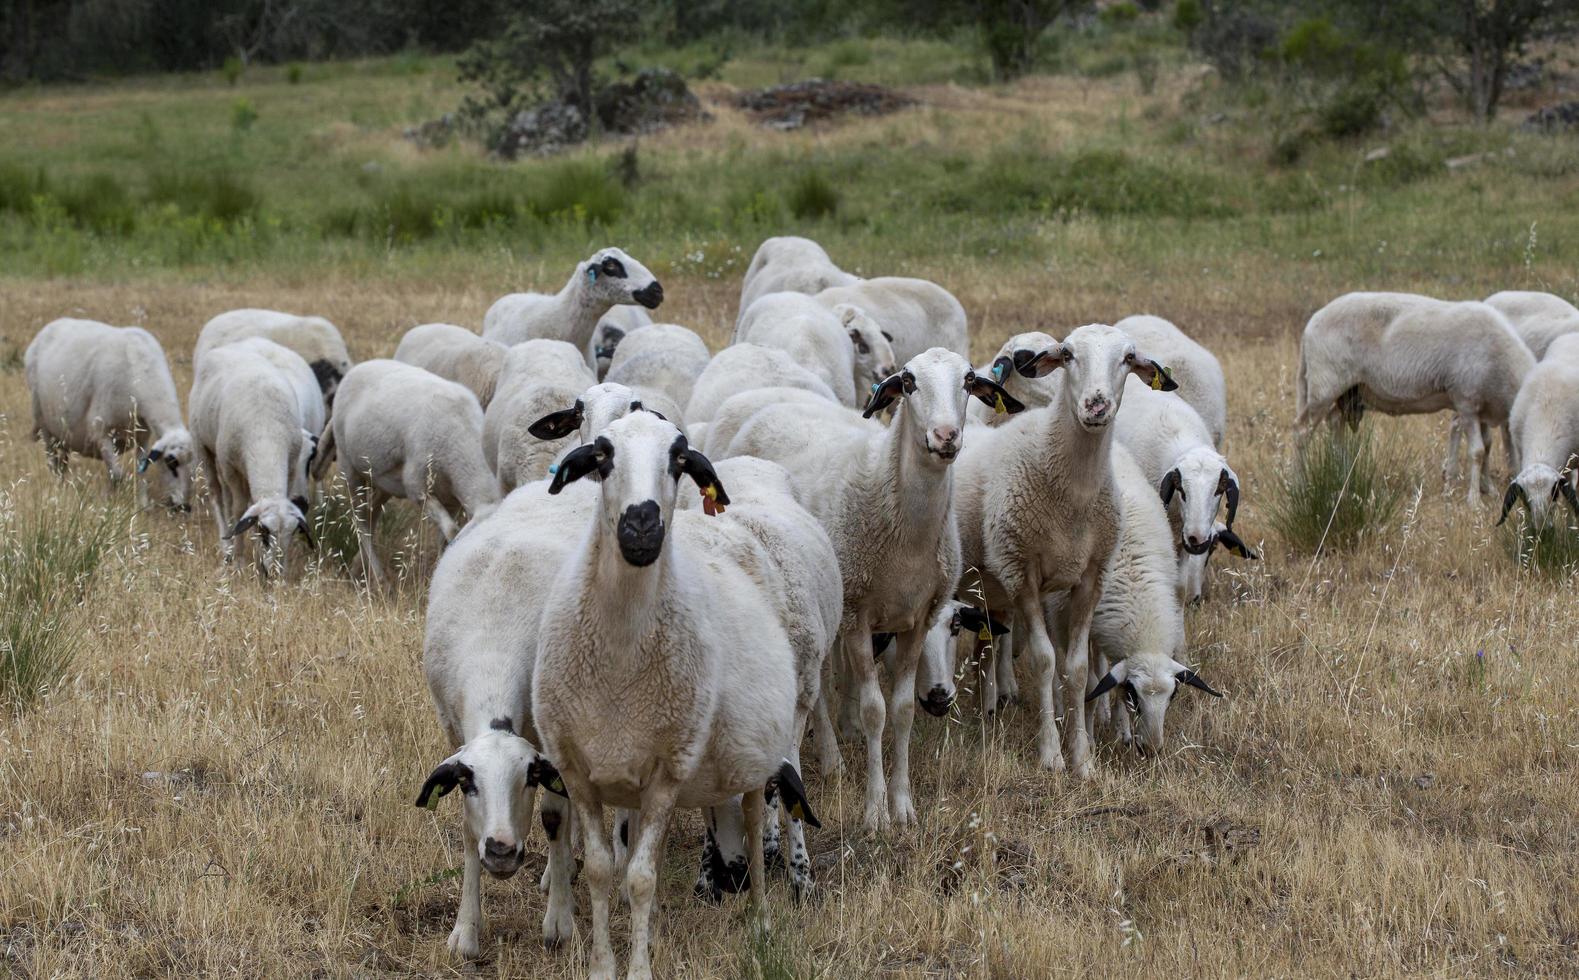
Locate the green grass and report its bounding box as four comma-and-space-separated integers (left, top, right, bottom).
1268, 425, 1410, 553
1504, 520, 1579, 576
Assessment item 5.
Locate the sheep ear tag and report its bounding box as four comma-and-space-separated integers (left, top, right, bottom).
702, 483, 726, 517
977, 625, 993, 642
994, 392, 1008, 415
774, 760, 822, 829
586, 267, 597, 283
1150, 367, 1165, 390
137, 457, 150, 474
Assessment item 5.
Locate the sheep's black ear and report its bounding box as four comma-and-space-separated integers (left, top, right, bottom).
773, 760, 821, 829
414, 760, 471, 809
1132, 356, 1177, 392
871, 632, 896, 656
528, 758, 568, 797
138, 449, 163, 473
1013, 346, 1064, 379
1497, 483, 1528, 526
227, 514, 258, 539
595, 326, 626, 359
1160, 469, 1184, 505
529, 400, 584, 440
548, 438, 611, 494
1086, 669, 1123, 702
677, 444, 729, 515
956, 606, 1009, 639
862, 373, 906, 418
296, 518, 315, 549
1215, 528, 1257, 560
965, 373, 1026, 416
631, 400, 667, 422
1560, 480, 1579, 518
990, 355, 1014, 383
1217, 468, 1240, 528
1176, 668, 1223, 697
880, 329, 894, 343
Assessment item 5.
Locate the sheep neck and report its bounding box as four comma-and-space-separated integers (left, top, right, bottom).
1038, 403, 1115, 496
573, 511, 672, 654
552, 265, 619, 352
241, 437, 294, 502
875, 402, 954, 536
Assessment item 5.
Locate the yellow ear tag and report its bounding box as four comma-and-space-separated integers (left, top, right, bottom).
702, 483, 725, 517
994, 392, 1007, 415
788, 801, 806, 820
977, 625, 992, 642
1150, 370, 1164, 391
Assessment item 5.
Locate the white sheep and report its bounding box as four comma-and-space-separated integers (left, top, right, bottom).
481, 248, 664, 369
967, 331, 1061, 427
604, 323, 712, 428
393, 323, 507, 409
532, 412, 821, 980
589, 305, 655, 379
189, 338, 317, 577
316, 360, 501, 587
1484, 290, 1579, 359
194, 308, 352, 407
815, 276, 968, 365
734, 292, 897, 408
701, 387, 837, 457
1498, 339, 1579, 529
738, 235, 859, 314
952, 325, 1176, 778
725, 348, 1025, 829
25, 317, 195, 510
1114, 375, 1255, 604
481, 340, 599, 493
1296, 292, 1534, 504
1071, 444, 1224, 753
684, 342, 839, 427
1115, 314, 1228, 446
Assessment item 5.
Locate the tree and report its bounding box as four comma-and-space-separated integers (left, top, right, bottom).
1438, 0, 1576, 121
974, 0, 1094, 79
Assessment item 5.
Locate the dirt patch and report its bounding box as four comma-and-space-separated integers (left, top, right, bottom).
733, 79, 916, 131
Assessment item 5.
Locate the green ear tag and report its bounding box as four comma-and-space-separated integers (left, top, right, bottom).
587, 267, 597, 283
423, 791, 440, 811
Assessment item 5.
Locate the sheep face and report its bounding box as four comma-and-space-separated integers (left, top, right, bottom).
1501, 464, 1579, 529
591, 322, 627, 378
1162, 447, 1241, 558
913, 603, 1009, 717
1031, 324, 1175, 431
140, 428, 195, 511
835, 304, 898, 386
864, 348, 1026, 462
414, 729, 540, 879
229, 496, 312, 578
1088, 655, 1222, 754
583, 247, 663, 311
546, 412, 728, 567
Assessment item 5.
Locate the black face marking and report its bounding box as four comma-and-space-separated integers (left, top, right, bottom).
901, 370, 917, 394
489, 716, 514, 733
600, 256, 627, 278
290, 495, 309, 517
541, 808, 562, 841
165, 456, 180, 474
309, 359, 342, 397
618, 817, 629, 848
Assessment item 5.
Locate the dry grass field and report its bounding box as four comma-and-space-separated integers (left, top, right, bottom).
3, 41, 1579, 979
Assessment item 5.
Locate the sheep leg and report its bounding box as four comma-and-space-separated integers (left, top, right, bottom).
1091, 648, 1113, 738
1060, 572, 1100, 780
42, 435, 69, 477
743, 787, 768, 916
347, 474, 387, 588
979, 633, 999, 720
421, 496, 461, 544
564, 787, 616, 980
885, 627, 924, 828
626, 780, 679, 980
446, 822, 484, 960
998, 619, 1020, 708
1479, 421, 1496, 494
810, 685, 843, 775
1443, 416, 1462, 488
614, 807, 636, 907
1502, 421, 1517, 474
539, 790, 575, 948
1463, 411, 1487, 506
761, 779, 783, 869
1015, 594, 1065, 772
781, 726, 814, 902
845, 627, 889, 832
97, 434, 126, 492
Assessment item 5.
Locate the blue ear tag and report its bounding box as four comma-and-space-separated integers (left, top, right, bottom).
548, 463, 559, 475
992, 362, 1006, 381
137, 457, 150, 474
587, 267, 597, 284
872, 382, 880, 392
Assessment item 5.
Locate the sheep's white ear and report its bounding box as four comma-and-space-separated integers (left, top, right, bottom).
414, 754, 470, 809
1086, 660, 1129, 702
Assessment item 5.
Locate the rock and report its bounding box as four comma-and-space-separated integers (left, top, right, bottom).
497, 100, 588, 160
734, 79, 916, 130
1523, 101, 1579, 133
492, 69, 707, 160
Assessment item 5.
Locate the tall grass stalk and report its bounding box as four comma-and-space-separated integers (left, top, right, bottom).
1504, 519, 1579, 576
1269, 425, 1405, 553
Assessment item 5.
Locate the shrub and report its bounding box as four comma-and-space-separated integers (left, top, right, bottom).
231, 98, 259, 132
786, 170, 839, 220
54, 173, 137, 234
146, 171, 261, 224
1173, 0, 1203, 33
222, 56, 243, 87
1268, 425, 1406, 553
287, 63, 304, 85
0, 164, 50, 214
1318, 85, 1385, 139
527, 159, 625, 226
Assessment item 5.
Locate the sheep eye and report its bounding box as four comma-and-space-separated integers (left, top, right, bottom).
857, 340, 869, 354
901, 372, 916, 394
1124, 351, 1136, 364
948, 614, 962, 636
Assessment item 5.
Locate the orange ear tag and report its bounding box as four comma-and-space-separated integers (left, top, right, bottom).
702, 484, 725, 516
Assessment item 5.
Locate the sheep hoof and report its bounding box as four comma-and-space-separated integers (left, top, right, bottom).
1039, 750, 1066, 773
890, 797, 918, 828
446, 924, 481, 960
862, 804, 891, 833
541, 907, 572, 949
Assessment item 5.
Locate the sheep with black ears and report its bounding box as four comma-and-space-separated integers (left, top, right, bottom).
393, 323, 508, 409
734, 292, 898, 408
1115, 314, 1228, 447
481, 248, 664, 369
482, 340, 599, 493
189, 338, 317, 578
532, 411, 821, 980
604, 323, 712, 428
684, 342, 840, 428
725, 348, 1025, 828
815, 276, 969, 365
25, 317, 195, 511
315, 360, 501, 587
967, 330, 1061, 427
194, 308, 352, 410
951, 324, 1176, 778
1484, 290, 1579, 360
589, 305, 655, 379
1498, 335, 1579, 529
738, 235, 859, 314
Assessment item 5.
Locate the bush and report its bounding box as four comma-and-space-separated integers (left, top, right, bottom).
1172, 0, 1203, 33
232, 98, 259, 132
1268, 425, 1406, 553
146, 171, 261, 224
287, 63, 304, 85
527, 159, 625, 226
932, 145, 1241, 219
1318, 85, 1385, 139
222, 56, 243, 87
786, 170, 839, 220
54, 174, 137, 234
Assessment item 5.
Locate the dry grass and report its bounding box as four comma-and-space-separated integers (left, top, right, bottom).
3, 62, 1579, 980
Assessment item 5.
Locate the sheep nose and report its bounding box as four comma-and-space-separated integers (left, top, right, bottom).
484, 836, 518, 859
1186, 534, 1204, 547
1084, 397, 1110, 417
633, 281, 664, 309
931, 426, 960, 450
617, 500, 665, 567
918, 686, 954, 717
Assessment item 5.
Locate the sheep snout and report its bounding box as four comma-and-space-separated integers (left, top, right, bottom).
481, 836, 525, 879
617, 500, 665, 566
633, 281, 664, 309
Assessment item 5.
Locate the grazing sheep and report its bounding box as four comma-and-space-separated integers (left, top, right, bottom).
25, 317, 195, 510
967, 331, 1061, 427
1295, 292, 1534, 505
684, 343, 839, 427
604, 323, 712, 428
1074, 444, 1224, 753
885, 602, 1007, 720
481, 340, 599, 493
189, 339, 316, 577
1498, 341, 1579, 528
194, 308, 352, 408
316, 360, 501, 587
589, 305, 655, 379
734, 292, 897, 408
739, 236, 859, 314
1484, 290, 1579, 359
815, 277, 968, 365
952, 325, 1176, 778
725, 348, 1025, 828
393, 324, 507, 408
1114, 375, 1255, 604
481, 248, 664, 368
1115, 314, 1228, 446
532, 412, 821, 980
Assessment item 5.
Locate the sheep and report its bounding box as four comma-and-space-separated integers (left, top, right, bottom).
589, 305, 655, 379
701, 387, 838, 457
393, 323, 507, 409
734, 292, 898, 408
1484, 290, 1579, 359
25, 317, 195, 510
1114, 375, 1255, 604
684, 343, 839, 428
1115, 314, 1228, 447
481, 248, 664, 369
532, 411, 823, 980
725, 348, 1025, 828
1498, 340, 1579, 529
967, 331, 1061, 427
952, 325, 1177, 778
738, 235, 859, 314
417, 479, 596, 958
1072, 444, 1224, 753
1295, 292, 1534, 505
189, 338, 317, 577
815, 277, 968, 365
315, 360, 501, 587
881, 601, 1007, 719
194, 308, 352, 408
604, 323, 712, 428
481, 340, 599, 493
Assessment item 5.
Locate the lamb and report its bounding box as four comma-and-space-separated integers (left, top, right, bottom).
315, 360, 501, 587
481, 248, 664, 369
393, 323, 507, 408
1295, 292, 1534, 505
589, 305, 655, 379
725, 348, 1025, 828
1073, 444, 1224, 753
952, 324, 1176, 778
481, 340, 598, 493
684, 343, 839, 427
1115, 314, 1228, 446
532, 412, 822, 980
1484, 290, 1579, 359
738, 235, 859, 313
194, 308, 352, 408
734, 292, 897, 407
25, 317, 195, 510
967, 331, 1061, 426
1498, 339, 1579, 529
603, 323, 712, 428
189, 338, 317, 577
815, 277, 969, 365
1114, 375, 1255, 604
